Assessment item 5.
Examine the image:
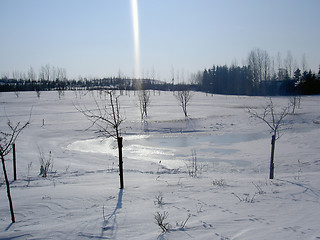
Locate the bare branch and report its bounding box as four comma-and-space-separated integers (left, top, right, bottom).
1, 119, 30, 157
248, 107, 274, 131
248, 98, 293, 139
75, 90, 124, 139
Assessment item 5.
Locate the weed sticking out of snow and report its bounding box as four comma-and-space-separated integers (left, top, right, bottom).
232, 192, 256, 203
38, 148, 54, 178
252, 182, 266, 194
154, 192, 164, 207
154, 211, 171, 232
212, 178, 227, 187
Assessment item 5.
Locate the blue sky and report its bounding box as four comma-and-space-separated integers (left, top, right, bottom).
1, 0, 319, 82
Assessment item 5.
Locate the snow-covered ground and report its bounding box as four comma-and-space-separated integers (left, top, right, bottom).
1, 90, 320, 239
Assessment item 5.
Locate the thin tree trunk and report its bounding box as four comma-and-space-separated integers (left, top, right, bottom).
13, 143, 17, 181
270, 135, 276, 179
117, 137, 124, 189
1, 155, 15, 223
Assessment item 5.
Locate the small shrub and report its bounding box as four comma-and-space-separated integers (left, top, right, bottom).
154, 211, 171, 232
154, 192, 164, 207
212, 179, 226, 187
39, 149, 53, 177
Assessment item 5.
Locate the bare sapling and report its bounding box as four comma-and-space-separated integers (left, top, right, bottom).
76, 90, 125, 189
138, 89, 151, 120
175, 89, 193, 117
39, 149, 53, 177
248, 98, 293, 179
186, 150, 202, 177
290, 95, 301, 114
0, 117, 30, 223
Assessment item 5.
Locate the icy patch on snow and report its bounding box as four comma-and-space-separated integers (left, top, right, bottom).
125, 144, 184, 168
66, 132, 264, 169
67, 138, 117, 156
67, 135, 149, 156
66, 135, 185, 168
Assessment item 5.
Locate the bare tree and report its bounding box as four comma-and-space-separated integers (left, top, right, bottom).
285, 51, 293, 78
276, 52, 282, 73
248, 48, 271, 84
190, 71, 203, 85
248, 98, 293, 179
55, 67, 67, 99
38, 66, 45, 81
57, 67, 67, 81
11, 70, 21, 98
43, 64, 51, 81
263, 50, 271, 81
301, 53, 307, 73
28, 66, 37, 81
1, 118, 30, 223
290, 95, 301, 114
11, 70, 20, 81
138, 89, 151, 120
76, 90, 125, 189
175, 89, 193, 117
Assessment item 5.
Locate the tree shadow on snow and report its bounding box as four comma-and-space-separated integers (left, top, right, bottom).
100, 189, 123, 239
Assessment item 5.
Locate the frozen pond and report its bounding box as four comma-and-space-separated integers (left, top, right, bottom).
68, 132, 268, 169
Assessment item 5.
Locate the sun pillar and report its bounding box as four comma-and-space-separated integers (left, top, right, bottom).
131, 0, 140, 80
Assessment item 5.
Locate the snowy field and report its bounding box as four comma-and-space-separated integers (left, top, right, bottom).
1, 90, 320, 240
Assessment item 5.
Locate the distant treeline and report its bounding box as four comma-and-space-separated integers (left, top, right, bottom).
200, 48, 320, 95
0, 77, 179, 93
1, 49, 320, 95
1, 70, 319, 95
201, 65, 320, 96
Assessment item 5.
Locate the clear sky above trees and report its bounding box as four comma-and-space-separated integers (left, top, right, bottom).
1, 0, 319, 82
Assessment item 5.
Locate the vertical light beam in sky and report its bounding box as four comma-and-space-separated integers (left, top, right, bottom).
131, 0, 140, 79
